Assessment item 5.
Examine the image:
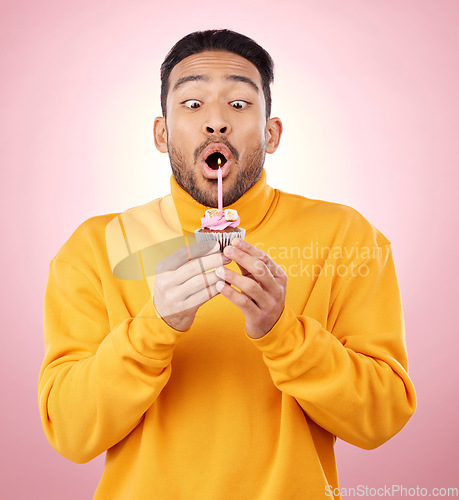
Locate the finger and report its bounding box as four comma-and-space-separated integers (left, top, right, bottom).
155, 270, 221, 318
183, 282, 221, 310
230, 238, 265, 258
231, 239, 285, 279
176, 252, 227, 286
182, 270, 221, 299
156, 241, 220, 273
215, 266, 268, 308
223, 246, 277, 293
216, 280, 259, 316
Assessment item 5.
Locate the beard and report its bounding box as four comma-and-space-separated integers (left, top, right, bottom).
168, 137, 266, 208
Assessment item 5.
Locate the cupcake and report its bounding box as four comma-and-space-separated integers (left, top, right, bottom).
195, 208, 246, 249
194, 162, 245, 248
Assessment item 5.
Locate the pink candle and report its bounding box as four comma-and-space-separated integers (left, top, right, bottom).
217, 160, 223, 215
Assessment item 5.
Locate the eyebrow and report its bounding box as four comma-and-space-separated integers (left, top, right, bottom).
227, 75, 259, 93
173, 74, 209, 91
172, 74, 260, 93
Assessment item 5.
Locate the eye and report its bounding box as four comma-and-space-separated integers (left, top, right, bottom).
230, 100, 248, 110
183, 100, 202, 109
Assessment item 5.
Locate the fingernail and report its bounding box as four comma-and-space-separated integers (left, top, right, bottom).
224, 246, 234, 256
216, 266, 225, 278
216, 281, 224, 292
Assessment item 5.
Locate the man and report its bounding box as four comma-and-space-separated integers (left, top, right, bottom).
39, 30, 416, 499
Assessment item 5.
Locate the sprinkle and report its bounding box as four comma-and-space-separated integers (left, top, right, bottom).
224, 209, 238, 222
205, 209, 220, 218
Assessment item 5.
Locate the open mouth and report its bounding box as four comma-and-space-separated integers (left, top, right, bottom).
205, 152, 227, 170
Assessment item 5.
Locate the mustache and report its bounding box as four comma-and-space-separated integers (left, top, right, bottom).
194, 136, 240, 163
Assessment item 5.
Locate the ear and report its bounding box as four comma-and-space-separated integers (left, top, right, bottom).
266, 117, 283, 154
153, 117, 168, 153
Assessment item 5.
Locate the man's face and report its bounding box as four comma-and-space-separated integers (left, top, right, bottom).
154, 50, 282, 207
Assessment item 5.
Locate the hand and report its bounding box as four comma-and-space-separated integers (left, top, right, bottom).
154, 241, 228, 331
215, 239, 287, 339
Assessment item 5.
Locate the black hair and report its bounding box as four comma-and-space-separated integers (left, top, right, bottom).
160, 29, 274, 118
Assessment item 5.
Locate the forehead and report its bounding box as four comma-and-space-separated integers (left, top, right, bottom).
168, 50, 263, 89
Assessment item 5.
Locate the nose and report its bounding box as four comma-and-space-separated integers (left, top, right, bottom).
203, 105, 231, 136
205, 124, 228, 134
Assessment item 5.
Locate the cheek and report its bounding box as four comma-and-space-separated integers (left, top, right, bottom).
166, 119, 196, 148
236, 123, 266, 153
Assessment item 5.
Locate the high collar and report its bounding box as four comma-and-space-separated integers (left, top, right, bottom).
160, 169, 275, 235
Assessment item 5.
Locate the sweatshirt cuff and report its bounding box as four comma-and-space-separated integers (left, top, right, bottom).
249, 305, 304, 358
128, 298, 189, 360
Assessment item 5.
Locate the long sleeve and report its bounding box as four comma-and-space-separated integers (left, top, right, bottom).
37, 178, 417, 498
38, 257, 183, 463
251, 243, 416, 450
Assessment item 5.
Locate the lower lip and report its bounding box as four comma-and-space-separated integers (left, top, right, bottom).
201, 160, 232, 179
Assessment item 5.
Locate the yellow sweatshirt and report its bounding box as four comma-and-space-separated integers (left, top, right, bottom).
39, 170, 416, 499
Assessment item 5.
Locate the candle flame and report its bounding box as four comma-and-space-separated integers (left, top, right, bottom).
217, 157, 221, 166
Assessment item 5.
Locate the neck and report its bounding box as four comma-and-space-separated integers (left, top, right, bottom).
160, 169, 275, 234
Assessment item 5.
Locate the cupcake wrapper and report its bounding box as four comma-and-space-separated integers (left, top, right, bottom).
194, 229, 246, 249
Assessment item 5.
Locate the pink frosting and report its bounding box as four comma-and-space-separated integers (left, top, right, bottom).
201, 212, 241, 230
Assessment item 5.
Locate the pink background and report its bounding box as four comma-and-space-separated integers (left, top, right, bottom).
2, 0, 458, 498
